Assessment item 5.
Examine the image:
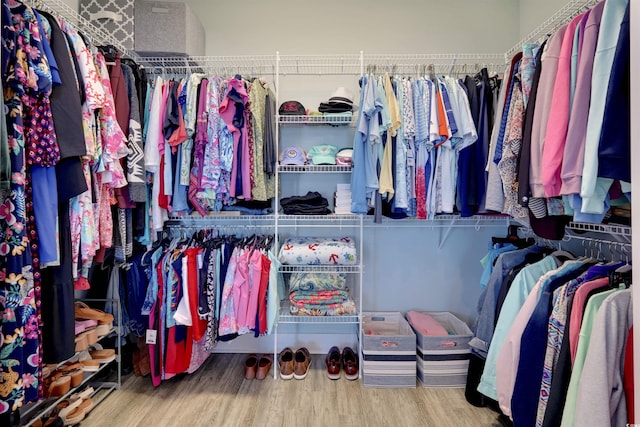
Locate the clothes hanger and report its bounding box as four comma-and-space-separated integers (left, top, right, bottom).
491, 225, 534, 249
608, 263, 632, 288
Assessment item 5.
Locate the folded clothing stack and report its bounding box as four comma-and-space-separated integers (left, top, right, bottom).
278, 236, 357, 265
280, 191, 331, 215
318, 87, 354, 114
406, 311, 450, 336
288, 272, 356, 316
334, 183, 352, 215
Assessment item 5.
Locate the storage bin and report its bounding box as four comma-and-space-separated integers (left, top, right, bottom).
80, 0, 206, 56
410, 311, 472, 388
80, 0, 135, 50
361, 312, 416, 388
134, 0, 205, 56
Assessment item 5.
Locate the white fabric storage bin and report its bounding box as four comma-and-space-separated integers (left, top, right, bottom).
411, 311, 472, 388
133, 0, 205, 56
361, 312, 416, 388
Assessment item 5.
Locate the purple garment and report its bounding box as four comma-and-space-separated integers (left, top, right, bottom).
194, 78, 209, 189
529, 24, 567, 198
219, 78, 250, 199
560, 1, 605, 196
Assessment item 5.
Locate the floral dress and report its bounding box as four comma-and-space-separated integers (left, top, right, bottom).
1, 1, 51, 413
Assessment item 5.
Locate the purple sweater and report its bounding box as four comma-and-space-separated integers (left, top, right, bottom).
560, 1, 605, 196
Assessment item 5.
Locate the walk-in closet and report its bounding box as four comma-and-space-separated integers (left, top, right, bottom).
1, 0, 636, 426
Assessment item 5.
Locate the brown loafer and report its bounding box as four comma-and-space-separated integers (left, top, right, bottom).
294, 347, 311, 380
278, 348, 295, 380
255, 355, 272, 380
342, 347, 359, 380
244, 354, 258, 380
325, 346, 341, 380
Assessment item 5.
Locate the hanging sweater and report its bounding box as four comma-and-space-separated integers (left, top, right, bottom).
580, 0, 629, 213
574, 289, 632, 427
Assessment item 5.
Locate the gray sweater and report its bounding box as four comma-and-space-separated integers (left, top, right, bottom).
574, 288, 632, 427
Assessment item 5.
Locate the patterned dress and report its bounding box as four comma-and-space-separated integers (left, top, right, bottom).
1, 1, 50, 413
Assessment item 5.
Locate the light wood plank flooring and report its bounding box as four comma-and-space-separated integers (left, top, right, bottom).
84, 354, 501, 427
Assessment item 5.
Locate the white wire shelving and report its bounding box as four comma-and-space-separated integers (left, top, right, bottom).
278, 114, 355, 125
279, 265, 361, 274
137, 55, 278, 76
567, 222, 632, 237
28, 0, 138, 60
363, 53, 505, 77
277, 53, 364, 76
278, 301, 360, 324
278, 164, 352, 173
504, 0, 601, 61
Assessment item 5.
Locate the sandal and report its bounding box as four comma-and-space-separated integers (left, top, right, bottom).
74, 302, 114, 325
45, 375, 71, 398
71, 387, 95, 415
56, 398, 85, 426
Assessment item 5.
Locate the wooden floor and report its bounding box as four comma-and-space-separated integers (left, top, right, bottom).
83, 353, 501, 427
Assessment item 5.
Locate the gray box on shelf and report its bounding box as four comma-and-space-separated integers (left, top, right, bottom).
80, 0, 205, 56
410, 311, 472, 388
80, 0, 135, 50
134, 0, 205, 56
361, 312, 416, 388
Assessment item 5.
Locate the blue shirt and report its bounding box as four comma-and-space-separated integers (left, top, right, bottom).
477, 255, 559, 400
350, 75, 370, 214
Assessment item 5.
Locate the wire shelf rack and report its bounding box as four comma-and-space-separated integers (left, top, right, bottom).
165, 215, 276, 231
366, 214, 510, 228
504, 0, 600, 60
278, 114, 355, 125
278, 164, 352, 173
137, 55, 278, 76
363, 53, 505, 76
278, 53, 363, 75
28, 0, 138, 60
278, 301, 360, 324
566, 222, 632, 237
279, 265, 361, 274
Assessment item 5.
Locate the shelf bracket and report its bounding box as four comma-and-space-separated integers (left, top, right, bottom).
438, 217, 457, 250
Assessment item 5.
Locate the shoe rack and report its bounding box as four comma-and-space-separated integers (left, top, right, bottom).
19, 298, 121, 427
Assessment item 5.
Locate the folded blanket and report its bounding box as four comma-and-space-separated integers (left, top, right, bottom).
290, 289, 351, 306
278, 236, 357, 265
406, 311, 449, 336
289, 298, 357, 316
289, 272, 346, 292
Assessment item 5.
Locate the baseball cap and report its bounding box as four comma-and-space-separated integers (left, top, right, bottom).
279, 100, 306, 115
308, 144, 339, 165
336, 148, 353, 166
280, 146, 306, 165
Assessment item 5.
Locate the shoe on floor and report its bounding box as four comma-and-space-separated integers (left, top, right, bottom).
256, 355, 272, 380
244, 354, 258, 379
342, 346, 359, 381
325, 346, 341, 380
278, 348, 295, 380
294, 347, 311, 380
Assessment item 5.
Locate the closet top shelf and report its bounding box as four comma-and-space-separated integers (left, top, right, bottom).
30, 0, 137, 61
567, 222, 632, 237
135, 52, 506, 76
504, 0, 600, 60
138, 55, 277, 76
